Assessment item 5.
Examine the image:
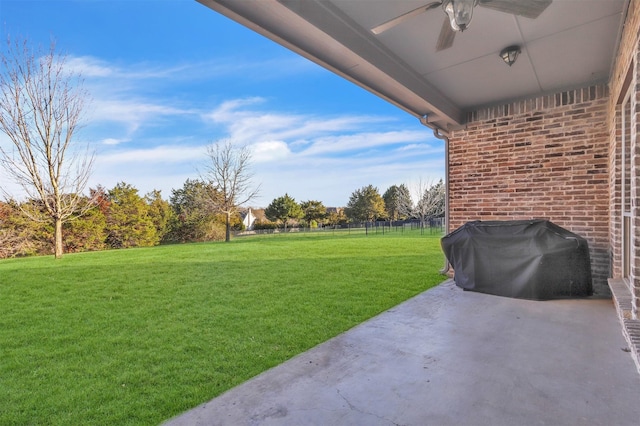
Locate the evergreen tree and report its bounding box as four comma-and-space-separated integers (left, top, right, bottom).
383, 184, 413, 221
326, 208, 348, 226
105, 182, 158, 248
166, 179, 224, 243
145, 189, 173, 242
345, 185, 386, 222
300, 200, 327, 227
265, 194, 304, 231
0, 200, 42, 258
63, 201, 106, 253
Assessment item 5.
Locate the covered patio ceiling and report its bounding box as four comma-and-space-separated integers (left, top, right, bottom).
197, 0, 628, 135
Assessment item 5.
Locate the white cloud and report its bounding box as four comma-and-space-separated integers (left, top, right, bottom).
67, 55, 194, 81
250, 141, 291, 163
301, 130, 429, 156
207, 98, 266, 122
69, 56, 203, 138
70, 54, 316, 95
205, 97, 402, 152
85, 97, 197, 137
66, 56, 115, 77
93, 99, 192, 123
98, 145, 206, 165
101, 138, 128, 146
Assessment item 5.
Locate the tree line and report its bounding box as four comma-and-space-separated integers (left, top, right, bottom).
0, 178, 444, 258
0, 177, 244, 258
262, 181, 444, 230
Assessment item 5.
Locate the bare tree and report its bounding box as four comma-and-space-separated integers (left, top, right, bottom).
412, 178, 445, 228
0, 37, 94, 258
201, 140, 260, 242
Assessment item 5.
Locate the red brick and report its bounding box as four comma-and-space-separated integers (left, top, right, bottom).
449, 84, 609, 292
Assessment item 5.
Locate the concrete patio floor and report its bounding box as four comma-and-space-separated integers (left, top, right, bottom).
165, 280, 640, 426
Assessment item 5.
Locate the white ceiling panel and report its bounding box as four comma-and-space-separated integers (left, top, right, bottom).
428, 51, 543, 107
528, 13, 624, 91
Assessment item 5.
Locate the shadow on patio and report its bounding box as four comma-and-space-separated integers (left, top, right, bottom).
165, 279, 640, 426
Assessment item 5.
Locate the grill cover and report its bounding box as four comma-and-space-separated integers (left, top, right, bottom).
441, 220, 593, 300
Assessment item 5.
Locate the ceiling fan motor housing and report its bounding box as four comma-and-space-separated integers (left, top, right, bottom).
442, 0, 480, 32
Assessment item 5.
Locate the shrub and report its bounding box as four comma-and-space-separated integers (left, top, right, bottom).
253, 220, 278, 230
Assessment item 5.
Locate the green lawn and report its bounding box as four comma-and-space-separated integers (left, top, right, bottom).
0, 229, 445, 425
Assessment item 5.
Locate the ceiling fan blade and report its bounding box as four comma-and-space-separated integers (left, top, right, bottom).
371, 2, 442, 35
479, 0, 552, 19
436, 16, 456, 51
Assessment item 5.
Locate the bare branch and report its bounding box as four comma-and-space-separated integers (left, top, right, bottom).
412, 177, 445, 226
0, 36, 94, 258
201, 139, 260, 241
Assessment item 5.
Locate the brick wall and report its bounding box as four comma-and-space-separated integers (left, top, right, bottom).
608, 0, 640, 317
448, 85, 610, 295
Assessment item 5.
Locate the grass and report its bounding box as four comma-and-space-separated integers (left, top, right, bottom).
0, 229, 445, 425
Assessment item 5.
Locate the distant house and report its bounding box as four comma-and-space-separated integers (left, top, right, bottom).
240, 208, 266, 230
241, 208, 256, 230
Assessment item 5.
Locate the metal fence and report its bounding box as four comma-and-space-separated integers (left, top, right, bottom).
234, 218, 445, 237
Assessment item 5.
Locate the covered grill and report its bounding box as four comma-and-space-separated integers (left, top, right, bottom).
441, 220, 593, 300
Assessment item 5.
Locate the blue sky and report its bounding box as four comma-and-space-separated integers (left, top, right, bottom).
0, 0, 444, 207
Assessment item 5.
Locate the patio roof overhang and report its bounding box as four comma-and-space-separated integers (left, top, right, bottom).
196, 0, 629, 136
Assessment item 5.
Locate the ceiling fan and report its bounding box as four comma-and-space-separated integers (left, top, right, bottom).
371, 0, 552, 51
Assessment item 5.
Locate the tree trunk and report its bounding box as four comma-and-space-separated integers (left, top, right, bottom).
225, 211, 231, 242
54, 217, 63, 259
